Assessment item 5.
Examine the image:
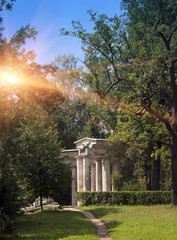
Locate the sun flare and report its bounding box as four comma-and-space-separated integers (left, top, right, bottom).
1, 71, 19, 85
6, 74, 18, 84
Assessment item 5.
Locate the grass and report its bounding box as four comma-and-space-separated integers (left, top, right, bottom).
0, 209, 98, 240
80, 205, 177, 240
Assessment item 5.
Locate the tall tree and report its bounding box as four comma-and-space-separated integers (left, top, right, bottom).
0, 89, 21, 232
0, 0, 68, 219
109, 111, 171, 190
50, 54, 107, 148
61, 0, 177, 204
9, 100, 71, 212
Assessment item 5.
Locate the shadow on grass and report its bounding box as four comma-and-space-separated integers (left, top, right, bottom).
0, 210, 98, 240
107, 220, 122, 233
83, 205, 121, 218
81, 206, 122, 233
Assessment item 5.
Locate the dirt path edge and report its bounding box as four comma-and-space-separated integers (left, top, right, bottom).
63, 207, 112, 240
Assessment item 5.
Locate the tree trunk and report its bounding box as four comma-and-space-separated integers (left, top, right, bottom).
170, 59, 177, 205
152, 146, 161, 190
40, 192, 43, 212
146, 167, 152, 190
171, 136, 177, 205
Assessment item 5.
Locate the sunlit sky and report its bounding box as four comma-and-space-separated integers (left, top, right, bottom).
3, 0, 122, 65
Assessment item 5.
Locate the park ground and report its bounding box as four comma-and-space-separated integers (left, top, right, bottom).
0, 205, 177, 240
81, 205, 177, 240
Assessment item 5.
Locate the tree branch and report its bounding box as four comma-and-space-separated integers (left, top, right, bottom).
168, 25, 177, 44
122, 32, 135, 59
145, 106, 175, 138
158, 24, 177, 51
96, 28, 122, 82
103, 78, 123, 98
158, 31, 170, 51
82, 38, 113, 65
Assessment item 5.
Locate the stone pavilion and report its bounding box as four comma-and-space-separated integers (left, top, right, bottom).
62, 138, 123, 206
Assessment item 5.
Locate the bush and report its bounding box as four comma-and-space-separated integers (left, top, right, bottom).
0, 170, 22, 233
0, 208, 12, 233
76, 191, 171, 206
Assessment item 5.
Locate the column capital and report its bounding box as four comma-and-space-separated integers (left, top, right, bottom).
95, 157, 104, 162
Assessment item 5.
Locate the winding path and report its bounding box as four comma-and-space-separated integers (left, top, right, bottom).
64, 207, 112, 240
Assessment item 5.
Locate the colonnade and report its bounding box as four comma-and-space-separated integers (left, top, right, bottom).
76, 157, 119, 192
62, 138, 120, 206
71, 157, 119, 206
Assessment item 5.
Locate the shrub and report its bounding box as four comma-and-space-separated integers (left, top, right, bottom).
76, 191, 171, 206
0, 208, 12, 233
0, 169, 21, 233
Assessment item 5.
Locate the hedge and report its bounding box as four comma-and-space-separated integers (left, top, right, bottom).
76, 191, 171, 206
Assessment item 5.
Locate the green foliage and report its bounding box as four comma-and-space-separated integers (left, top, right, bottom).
109, 111, 170, 151
9, 101, 71, 207
0, 208, 11, 233
121, 180, 146, 191
60, 10, 127, 97
0, 169, 20, 233
0, 0, 15, 12
61, 0, 177, 204
76, 191, 171, 206
0, 0, 72, 230
111, 172, 123, 191
0, 0, 16, 39
0, 86, 21, 233
0, 169, 21, 216
50, 54, 108, 148
78, 121, 106, 140
49, 102, 87, 149
108, 111, 171, 191
62, 0, 177, 138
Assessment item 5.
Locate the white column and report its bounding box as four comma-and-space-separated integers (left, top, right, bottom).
102, 159, 111, 191
71, 166, 77, 206
83, 156, 90, 191
102, 159, 106, 191
96, 159, 102, 191
77, 157, 83, 192
91, 162, 96, 191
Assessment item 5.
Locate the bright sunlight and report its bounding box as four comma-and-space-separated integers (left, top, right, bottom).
4, 72, 19, 85
0, 71, 20, 85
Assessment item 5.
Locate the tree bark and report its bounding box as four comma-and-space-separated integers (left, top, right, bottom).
39, 176, 43, 212
40, 192, 43, 212
152, 145, 161, 191
171, 136, 177, 205
170, 59, 177, 205
152, 157, 161, 190
146, 167, 152, 190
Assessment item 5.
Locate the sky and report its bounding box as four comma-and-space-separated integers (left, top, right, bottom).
3, 0, 122, 65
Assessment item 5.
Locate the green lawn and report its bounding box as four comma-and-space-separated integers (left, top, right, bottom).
2, 205, 177, 240
0, 209, 98, 240
80, 205, 177, 240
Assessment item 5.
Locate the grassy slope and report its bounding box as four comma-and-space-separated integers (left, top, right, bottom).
81, 205, 177, 240
0, 209, 98, 240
